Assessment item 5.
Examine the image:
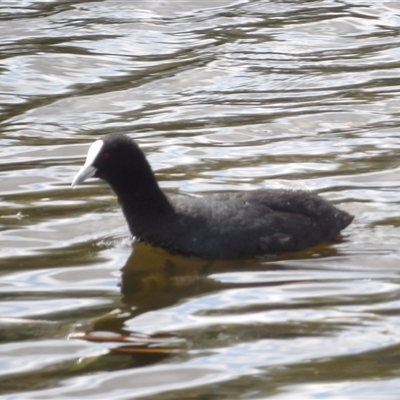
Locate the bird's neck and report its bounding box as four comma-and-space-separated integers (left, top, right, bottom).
108, 170, 174, 232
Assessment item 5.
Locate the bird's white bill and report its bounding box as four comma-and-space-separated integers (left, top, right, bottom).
71, 139, 104, 187
71, 164, 96, 187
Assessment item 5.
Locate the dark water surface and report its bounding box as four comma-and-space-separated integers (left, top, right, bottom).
1, 0, 400, 398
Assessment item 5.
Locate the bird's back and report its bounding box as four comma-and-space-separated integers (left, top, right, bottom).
143, 189, 353, 258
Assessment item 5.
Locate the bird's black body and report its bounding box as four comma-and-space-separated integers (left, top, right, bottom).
73, 133, 353, 259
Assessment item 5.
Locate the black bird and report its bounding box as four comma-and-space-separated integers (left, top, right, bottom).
72, 133, 353, 259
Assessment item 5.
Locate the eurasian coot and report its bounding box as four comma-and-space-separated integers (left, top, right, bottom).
72, 133, 353, 258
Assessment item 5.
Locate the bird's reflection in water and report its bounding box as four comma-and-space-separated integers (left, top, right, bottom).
79, 240, 342, 368
121, 242, 267, 316
120, 239, 342, 316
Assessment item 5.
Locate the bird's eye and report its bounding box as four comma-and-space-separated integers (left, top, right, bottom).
103, 153, 110, 159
